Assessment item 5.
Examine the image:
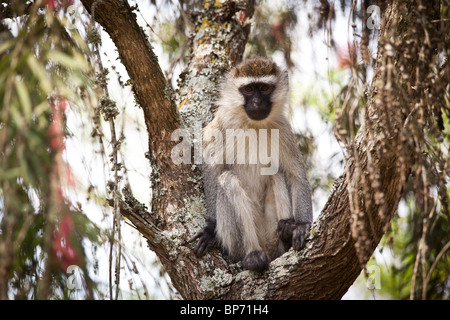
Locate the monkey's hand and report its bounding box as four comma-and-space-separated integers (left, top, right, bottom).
189, 219, 217, 257
277, 218, 311, 251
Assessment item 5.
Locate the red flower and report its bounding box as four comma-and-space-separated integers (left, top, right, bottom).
46, 0, 74, 11
49, 99, 68, 152
337, 43, 358, 69
239, 11, 246, 24
53, 215, 81, 270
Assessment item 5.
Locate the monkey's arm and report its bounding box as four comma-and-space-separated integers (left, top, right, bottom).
278, 153, 313, 251
191, 163, 218, 257
293, 167, 313, 225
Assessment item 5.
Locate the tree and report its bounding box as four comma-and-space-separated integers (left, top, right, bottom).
1, 0, 449, 299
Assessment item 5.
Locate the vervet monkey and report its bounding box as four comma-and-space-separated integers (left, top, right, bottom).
191, 58, 313, 272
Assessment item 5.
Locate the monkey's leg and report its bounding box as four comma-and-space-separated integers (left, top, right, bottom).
277, 178, 312, 251
264, 173, 293, 258
216, 171, 269, 272
191, 163, 219, 257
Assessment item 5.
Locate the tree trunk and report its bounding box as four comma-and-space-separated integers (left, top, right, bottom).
81, 0, 440, 299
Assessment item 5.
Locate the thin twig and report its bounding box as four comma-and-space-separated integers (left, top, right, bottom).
422, 240, 450, 299
90, 0, 122, 300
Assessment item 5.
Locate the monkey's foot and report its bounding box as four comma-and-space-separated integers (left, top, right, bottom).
242, 251, 269, 272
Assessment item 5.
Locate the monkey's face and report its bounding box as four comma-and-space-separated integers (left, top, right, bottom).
239, 82, 275, 121
216, 58, 289, 126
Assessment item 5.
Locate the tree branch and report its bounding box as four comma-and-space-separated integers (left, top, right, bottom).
177, 0, 255, 124
82, 0, 440, 299
80, 0, 196, 228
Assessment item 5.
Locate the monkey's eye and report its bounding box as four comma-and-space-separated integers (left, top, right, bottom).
259, 84, 273, 95
241, 85, 254, 95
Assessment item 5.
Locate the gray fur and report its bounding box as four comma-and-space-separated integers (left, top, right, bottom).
193, 58, 313, 271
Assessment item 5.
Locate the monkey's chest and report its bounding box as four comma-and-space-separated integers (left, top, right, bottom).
233, 165, 270, 202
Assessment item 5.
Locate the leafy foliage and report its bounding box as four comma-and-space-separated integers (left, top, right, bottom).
317, 0, 450, 299
0, 1, 101, 299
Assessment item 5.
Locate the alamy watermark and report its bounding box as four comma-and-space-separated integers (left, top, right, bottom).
66, 265, 83, 291
366, 5, 381, 30
171, 122, 280, 175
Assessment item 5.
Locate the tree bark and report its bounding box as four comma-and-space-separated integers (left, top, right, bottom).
81, 0, 197, 229
81, 0, 440, 299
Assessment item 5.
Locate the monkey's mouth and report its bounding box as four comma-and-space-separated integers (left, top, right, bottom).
245, 109, 271, 121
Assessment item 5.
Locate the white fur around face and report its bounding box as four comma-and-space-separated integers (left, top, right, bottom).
215, 68, 290, 129
232, 75, 279, 88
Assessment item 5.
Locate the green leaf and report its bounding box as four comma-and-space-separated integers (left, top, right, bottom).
9, 103, 25, 128
14, 77, 32, 120
27, 55, 52, 96
47, 50, 89, 71
0, 39, 14, 55
0, 167, 23, 181
34, 101, 50, 120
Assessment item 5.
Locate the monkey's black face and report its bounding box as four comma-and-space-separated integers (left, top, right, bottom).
239, 82, 275, 120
